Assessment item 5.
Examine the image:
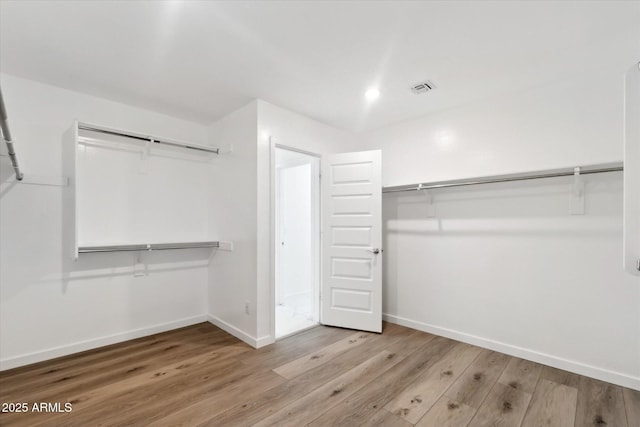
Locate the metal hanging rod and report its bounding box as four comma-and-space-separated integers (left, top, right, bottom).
78, 123, 219, 154
382, 162, 624, 193
78, 241, 220, 254
0, 86, 24, 180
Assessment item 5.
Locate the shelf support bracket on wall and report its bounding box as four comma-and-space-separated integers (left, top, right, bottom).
142, 139, 151, 159
419, 184, 437, 217
571, 167, 585, 215
133, 252, 147, 277
138, 139, 151, 174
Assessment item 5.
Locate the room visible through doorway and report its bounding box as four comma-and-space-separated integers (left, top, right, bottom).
274, 147, 320, 339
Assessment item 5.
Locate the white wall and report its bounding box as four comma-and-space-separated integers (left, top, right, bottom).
362, 70, 626, 187
207, 101, 259, 342
356, 68, 640, 389
76, 128, 214, 246
0, 74, 211, 369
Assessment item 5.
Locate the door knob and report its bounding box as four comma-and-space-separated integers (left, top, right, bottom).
368, 248, 380, 255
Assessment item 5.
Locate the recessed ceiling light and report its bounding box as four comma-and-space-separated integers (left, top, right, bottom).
365, 88, 380, 101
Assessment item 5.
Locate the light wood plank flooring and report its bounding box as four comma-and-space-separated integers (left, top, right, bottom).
0, 322, 637, 426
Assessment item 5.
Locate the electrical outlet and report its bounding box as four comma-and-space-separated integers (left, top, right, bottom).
244, 301, 250, 315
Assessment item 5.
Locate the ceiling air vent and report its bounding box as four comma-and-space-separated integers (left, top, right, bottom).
411, 80, 436, 95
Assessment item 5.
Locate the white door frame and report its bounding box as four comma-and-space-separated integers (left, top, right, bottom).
270, 141, 321, 340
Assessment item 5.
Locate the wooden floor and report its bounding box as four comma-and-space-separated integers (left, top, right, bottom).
0, 323, 638, 426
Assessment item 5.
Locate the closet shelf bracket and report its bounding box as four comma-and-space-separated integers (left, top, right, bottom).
418, 184, 436, 218
571, 167, 585, 215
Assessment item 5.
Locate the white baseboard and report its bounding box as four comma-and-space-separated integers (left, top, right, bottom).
207, 315, 274, 348
383, 313, 640, 391
0, 314, 209, 371
255, 334, 275, 348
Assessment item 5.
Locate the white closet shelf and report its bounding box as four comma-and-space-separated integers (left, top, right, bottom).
382, 162, 623, 193
78, 241, 220, 254
78, 122, 220, 154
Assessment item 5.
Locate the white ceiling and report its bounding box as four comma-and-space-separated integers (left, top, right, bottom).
1, 1, 638, 132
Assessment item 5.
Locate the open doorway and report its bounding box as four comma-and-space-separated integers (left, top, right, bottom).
274, 146, 320, 339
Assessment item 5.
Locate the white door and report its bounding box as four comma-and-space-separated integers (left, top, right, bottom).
321, 150, 382, 333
